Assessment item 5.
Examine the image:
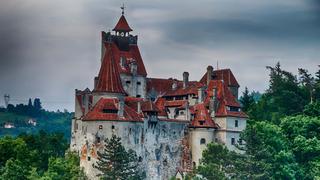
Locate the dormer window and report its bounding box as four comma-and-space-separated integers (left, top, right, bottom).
199, 121, 205, 125
228, 106, 240, 112
102, 109, 118, 113
120, 57, 126, 68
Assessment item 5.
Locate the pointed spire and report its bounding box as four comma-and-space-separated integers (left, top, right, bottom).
113, 4, 132, 32
94, 43, 126, 94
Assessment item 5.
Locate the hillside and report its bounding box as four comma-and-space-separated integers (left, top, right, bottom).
0, 99, 73, 140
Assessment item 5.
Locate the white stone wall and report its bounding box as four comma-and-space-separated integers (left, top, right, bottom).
214, 117, 247, 152
189, 128, 214, 166
74, 119, 189, 180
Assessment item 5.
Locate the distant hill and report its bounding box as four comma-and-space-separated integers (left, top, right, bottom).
0, 98, 73, 140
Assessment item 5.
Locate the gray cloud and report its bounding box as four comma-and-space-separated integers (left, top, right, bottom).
0, 0, 319, 111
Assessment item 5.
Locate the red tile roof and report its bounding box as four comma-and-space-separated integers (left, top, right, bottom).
205, 80, 248, 118
111, 42, 147, 77
190, 103, 217, 128
83, 98, 143, 121
147, 78, 203, 96
94, 42, 126, 94
113, 15, 132, 32
154, 98, 167, 116
141, 101, 160, 112
200, 69, 240, 87
164, 100, 188, 107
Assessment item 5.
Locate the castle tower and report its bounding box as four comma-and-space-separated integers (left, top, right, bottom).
189, 103, 217, 166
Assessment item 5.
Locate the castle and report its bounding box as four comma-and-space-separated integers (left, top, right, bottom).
70, 9, 248, 180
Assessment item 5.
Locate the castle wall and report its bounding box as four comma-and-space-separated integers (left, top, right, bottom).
75, 119, 189, 180
189, 128, 214, 166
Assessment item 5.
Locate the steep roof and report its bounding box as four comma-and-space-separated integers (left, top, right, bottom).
113, 15, 133, 32
190, 103, 217, 128
200, 69, 240, 87
83, 98, 143, 121
94, 42, 126, 94
205, 80, 247, 118
115, 45, 147, 76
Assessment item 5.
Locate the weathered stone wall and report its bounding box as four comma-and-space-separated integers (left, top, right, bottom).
73, 119, 189, 180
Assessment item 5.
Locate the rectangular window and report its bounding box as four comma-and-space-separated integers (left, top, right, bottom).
102, 109, 118, 113
239, 139, 243, 145
137, 82, 141, 85
235, 120, 239, 127
126, 81, 131, 84
99, 125, 103, 129
231, 138, 235, 145
199, 121, 204, 125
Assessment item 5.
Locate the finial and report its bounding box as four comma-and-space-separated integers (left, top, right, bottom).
121, 3, 125, 15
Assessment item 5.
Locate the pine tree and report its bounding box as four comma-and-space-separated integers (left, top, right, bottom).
239, 87, 255, 113
94, 134, 145, 180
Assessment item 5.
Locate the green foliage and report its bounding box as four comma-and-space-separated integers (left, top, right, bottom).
239, 87, 255, 113
303, 101, 320, 117
0, 132, 84, 179
94, 134, 145, 180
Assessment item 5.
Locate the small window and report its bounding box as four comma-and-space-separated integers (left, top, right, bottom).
239, 139, 243, 145
99, 125, 103, 129
136, 95, 141, 98
96, 137, 101, 143
102, 109, 118, 113
129, 128, 132, 134
235, 120, 238, 127
87, 156, 91, 161
231, 138, 235, 145
112, 125, 115, 130
138, 156, 143, 162
180, 111, 184, 115
199, 121, 204, 125
126, 81, 131, 84
200, 138, 206, 145
137, 82, 141, 85
120, 57, 126, 67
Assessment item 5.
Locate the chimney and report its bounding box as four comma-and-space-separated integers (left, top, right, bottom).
207, 65, 213, 85
118, 97, 124, 117
198, 87, 203, 103
172, 79, 177, 90
94, 76, 98, 89
130, 61, 137, 75
137, 101, 141, 114
183, 72, 189, 89
209, 88, 217, 117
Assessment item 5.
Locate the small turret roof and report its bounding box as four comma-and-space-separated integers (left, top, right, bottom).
113, 15, 133, 32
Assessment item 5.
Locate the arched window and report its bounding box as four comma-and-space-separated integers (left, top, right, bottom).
200, 138, 206, 145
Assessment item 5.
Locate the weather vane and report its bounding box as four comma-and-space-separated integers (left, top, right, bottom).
121, 3, 125, 15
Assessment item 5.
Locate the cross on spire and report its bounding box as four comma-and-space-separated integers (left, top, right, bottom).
121, 3, 125, 15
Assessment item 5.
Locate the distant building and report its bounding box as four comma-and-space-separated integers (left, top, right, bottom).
71, 9, 248, 180
4, 122, 15, 129
27, 119, 37, 126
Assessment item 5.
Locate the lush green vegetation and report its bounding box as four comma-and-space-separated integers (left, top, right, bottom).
94, 134, 145, 180
0, 98, 73, 139
0, 131, 85, 179
185, 63, 320, 180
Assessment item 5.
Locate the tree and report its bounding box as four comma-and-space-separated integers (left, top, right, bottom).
239, 87, 255, 113
0, 159, 29, 180
94, 134, 145, 180
299, 68, 315, 103
33, 98, 42, 112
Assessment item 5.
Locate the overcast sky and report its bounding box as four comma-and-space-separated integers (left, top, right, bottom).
0, 0, 319, 111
